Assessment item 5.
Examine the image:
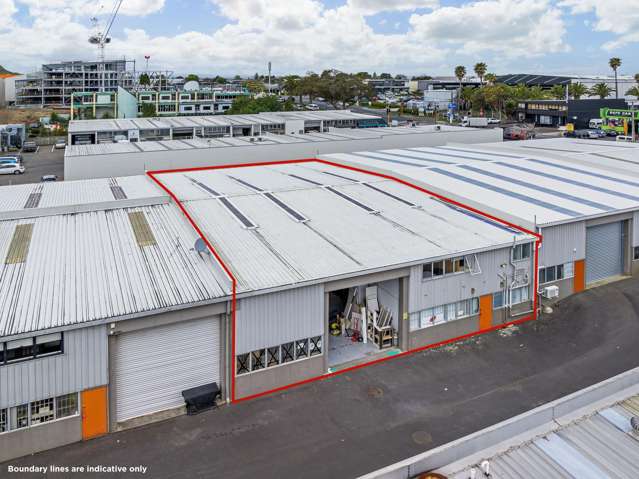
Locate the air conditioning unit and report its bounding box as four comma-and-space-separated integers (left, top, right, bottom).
542, 285, 559, 299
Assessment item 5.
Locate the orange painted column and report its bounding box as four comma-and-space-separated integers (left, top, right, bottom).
81, 386, 108, 440
574, 259, 586, 293
479, 294, 493, 330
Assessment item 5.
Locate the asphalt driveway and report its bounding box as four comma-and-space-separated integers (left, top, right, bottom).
5, 277, 639, 479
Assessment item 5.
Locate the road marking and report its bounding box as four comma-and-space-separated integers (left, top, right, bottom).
35, 146, 40, 154
50, 145, 55, 153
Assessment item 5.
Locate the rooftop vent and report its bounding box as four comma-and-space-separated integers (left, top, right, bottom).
110, 186, 127, 200
24, 193, 42, 209
5, 223, 34, 264
128, 211, 157, 247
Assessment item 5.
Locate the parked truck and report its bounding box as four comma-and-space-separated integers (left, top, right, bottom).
461, 116, 489, 127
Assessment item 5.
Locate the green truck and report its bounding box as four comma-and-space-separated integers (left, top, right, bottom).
599, 107, 639, 136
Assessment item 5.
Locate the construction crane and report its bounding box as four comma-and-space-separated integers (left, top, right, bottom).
88, 0, 124, 63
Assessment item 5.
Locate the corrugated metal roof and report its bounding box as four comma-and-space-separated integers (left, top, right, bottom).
68, 110, 382, 133
0, 176, 165, 215
321, 140, 639, 226
448, 394, 639, 479
0, 203, 229, 337
155, 162, 532, 294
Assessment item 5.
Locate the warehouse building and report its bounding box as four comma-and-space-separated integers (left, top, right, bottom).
66, 110, 386, 145
63, 124, 503, 180
0, 159, 536, 461
320, 139, 639, 304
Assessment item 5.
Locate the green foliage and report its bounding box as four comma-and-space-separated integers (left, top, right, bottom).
569, 82, 588, 99
609, 57, 622, 71
140, 103, 157, 117
474, 62, 487, 84
626, 86, 639, 97
138, 73, 150, 86
101, 111, 113, 119
549, 85, 567, 100
589, 82, 612, 99
212, 75, 227, 84
454, 66, 466, 83
226, 95, 288, 115
49, 112, 60, 124
184, 74, 199, 82
379, 73, 392, 79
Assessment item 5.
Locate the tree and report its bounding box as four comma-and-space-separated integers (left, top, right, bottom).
140, 103, 156, 117
49, 112, 60, 124
569, 82, 588, 100
184, 74, 199, 82
244, 80, 264, 94
589, 82, 612, 99
282, 75, 302, 103
454, 65, 466, 111
549, 84, 567, 100
138, 73, 150, 86
234, 74, 241, 80
225, 95, 292, 115
212, 75, 227, 84
609, 57, 622, 99
626, 86, 639, 97
474, 62, 487, 85
379, 73, 392, 79
635, 73, 639, 84
484, 73, 497, 85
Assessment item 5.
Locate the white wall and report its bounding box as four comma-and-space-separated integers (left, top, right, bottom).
64, 128, 502, 180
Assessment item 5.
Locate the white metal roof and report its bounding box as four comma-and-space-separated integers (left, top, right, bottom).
320, 139, 639, 227
0, 203, 229, 337
155, 162, 531, 294
68, 110, 382, 133
447, 395, 639, 479
65, 125, 469, 157
0, 175, 166, 217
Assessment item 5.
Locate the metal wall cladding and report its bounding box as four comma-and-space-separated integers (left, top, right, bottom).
539, 222, 586, 267
633, 211, 639, 247
112, 316, 221, 423
408, 246, 530, 313
0, 325, 108, 409
236, 284, 324, 355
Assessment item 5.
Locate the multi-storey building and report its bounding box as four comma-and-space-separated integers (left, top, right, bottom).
15, 60, 134, 107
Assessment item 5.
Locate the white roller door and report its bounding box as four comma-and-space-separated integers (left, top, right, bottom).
113, 316, 221, 423
586, 222, 624, 284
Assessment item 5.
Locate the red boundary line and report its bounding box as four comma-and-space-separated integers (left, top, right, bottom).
146, 158, 542, 404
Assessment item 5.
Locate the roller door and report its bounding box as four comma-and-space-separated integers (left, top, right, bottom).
585, 222, 623, 284
112, 316, 221, 423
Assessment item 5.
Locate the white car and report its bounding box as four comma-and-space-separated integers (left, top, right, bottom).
0, 163, 25, 175
615, 135, 634, 142
306, 103, 320, 111
54, 139, 66, 149
487, 118, 501, 124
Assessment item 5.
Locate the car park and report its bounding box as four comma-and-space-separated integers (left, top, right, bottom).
22, 141, 37, 152
54, 139, 67, 149
0, 163, 25, 175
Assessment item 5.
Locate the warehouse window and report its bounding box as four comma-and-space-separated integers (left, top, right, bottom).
493, 291, 505, 310
236, 336, 323, 375
30, 398, 54, 425
422, 257, 466, 280
281, 342, 294, 363
411, 298, 479, 330
267, 346, 280, 367
1, 333, 63, 366
512, 243, 532, 262
511, 286, 530, 305
55, 393, 78, 419
2, 394, 79, 434
540, 262, 574, 284
634, 247, 639, 261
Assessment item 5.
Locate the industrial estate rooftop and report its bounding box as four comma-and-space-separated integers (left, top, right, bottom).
321, 139, 639, 228
67, 109, 382, 133
65, 125, 474, 157
448, 394, 639, 479
0, 161, 532, 338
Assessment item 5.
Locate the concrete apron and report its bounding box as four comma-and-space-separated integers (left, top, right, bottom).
358, 366, 639, 479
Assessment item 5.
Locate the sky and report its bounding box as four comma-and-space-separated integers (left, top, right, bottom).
1, 0, 638, 78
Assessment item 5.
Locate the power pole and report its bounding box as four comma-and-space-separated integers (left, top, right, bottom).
268, 61, 272, 96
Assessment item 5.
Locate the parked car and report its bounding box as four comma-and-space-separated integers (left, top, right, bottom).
41, 174, 58, 182
586, 129, 606, 139
615, 135, 634, 142
22, 141, 37, 152
588, 118, 603, 129
306, 103, 320, 111
0, 155, 21, 165
487, 118, 501, 124
54, 139, 66, 149
0, 163, 25, 175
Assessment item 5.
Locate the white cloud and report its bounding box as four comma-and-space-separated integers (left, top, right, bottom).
409, 0, 568, 58
16, 0, 165, 17
0, 0, 572, 75
559, 0, 639, 50
346, 0, 439, 15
